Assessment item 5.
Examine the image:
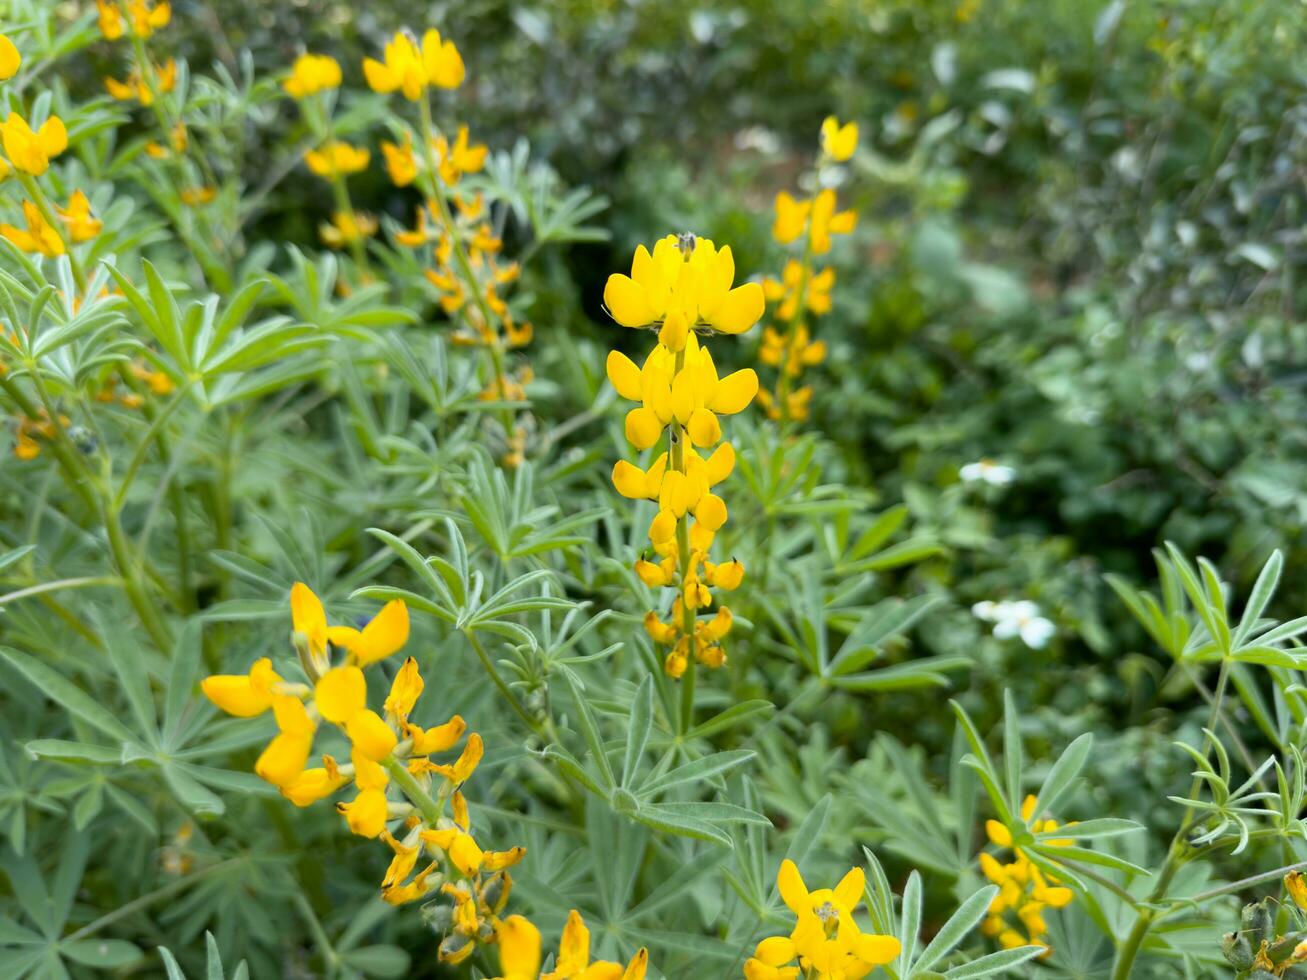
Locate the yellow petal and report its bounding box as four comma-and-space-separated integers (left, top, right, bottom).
693, 492, 727, 531
346, 709, 398, 761
621, 949, 649, 980
777, 859, 808, 915
0, 35, 20, 81
754, 936, 797, 967
687, 408, 721, 447
658, 309, 690, 351
625, 407, 664, 450
556, 910, 590, 972
314, 665, 367, 724
201, 675, 269, 717
337, 787, 388, 837
606, 350, 643, 400
351, 598, 410, 665
612, 460, 652, 500
272, 693, 316, 737
497, 915, 542, 978
363, 58, 396, 93
385, 657, 424, 719
704, 442, 735, 485
604, 274, 657, 327
833, 866, 865, 911
37, 117, 66, 159
290, 582, 327, 649
854, 933, 901, 966
256, 732, 312, 787
409, 714, 466, 754
280, 767, 347, 806
709, 369, 758, 415
706, 282, 764, 334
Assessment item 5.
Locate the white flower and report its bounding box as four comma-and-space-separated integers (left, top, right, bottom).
972, 599, 1056, 649
960, 459, 1016, 486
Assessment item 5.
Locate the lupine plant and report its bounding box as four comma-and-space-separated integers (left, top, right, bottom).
2, 3, 1307, 980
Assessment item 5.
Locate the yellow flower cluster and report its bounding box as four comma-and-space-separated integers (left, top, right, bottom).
604, 234, 760, 678
202, 584, 525, 961
0, 77, 103, 263
757, 117, 857, 423
494, 909, 649, 980
978, 795, 1074, 955
744, 860, 900, 980
95, 358, 175, 409
284, 53, 342, 99
105, 58, 177, 105
364, 31, 533, 466
364, 29, 465, 100
95, 0, 171, 40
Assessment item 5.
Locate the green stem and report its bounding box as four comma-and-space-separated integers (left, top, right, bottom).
0, 576, 121, 604
415, 96, 516, 442
1111, 659, 1232, 979
382, 754, 442, 825
462, 628, 548, 739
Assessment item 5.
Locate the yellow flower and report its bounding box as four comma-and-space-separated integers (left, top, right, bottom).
979, 795, 1074, 954
538, 909, 650, 980
1, 112, 67, 175
406, 714, 467, 754
314, 665, 367, 723
745, 860, 900, 980
772, 192, 810, 245
430, 731, 483, 783
384, 657, 424, 720
1288, 871, 1307, 913
381, 134, 419, 186
201, 657, 284, 717
304, 140, 371, 178
1, 201, 65, 257
0, 34, 20, 81
493, 915, 542, 980
96, 0, 170, 40
280, 762, 348, 807
809, 189, 856, 255
820, 116, 858, 162
180, 185, 216, 206
58, 191, 102, 242
326, 597, 410, 666
363, 28, 465, 101
104, 59, 177, 105
603, 234, 765, 343
284, 53, 342, 98
337, 747, 390, 837
319, 210, 378, 248
254, 695, 317, 787
434, 125, 487, 184
345, 708, 399, 761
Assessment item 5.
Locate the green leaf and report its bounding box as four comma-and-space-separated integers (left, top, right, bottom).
621, 676, 652, 790
338, 945, 411, 978
60, 939, 143, 968
914, 885, 999, 972
1, 648, 137, 746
